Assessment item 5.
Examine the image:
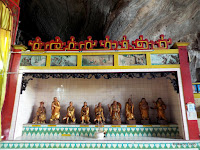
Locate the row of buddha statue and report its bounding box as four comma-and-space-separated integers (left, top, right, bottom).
33, 97, 167, 125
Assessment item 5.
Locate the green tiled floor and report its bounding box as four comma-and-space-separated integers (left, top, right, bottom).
1, 124, 196, 149
22, 124, 179, 138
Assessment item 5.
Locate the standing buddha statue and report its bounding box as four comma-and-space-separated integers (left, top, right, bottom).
125, 98, 135, 120
50, 97, 60, 124
125, 98, 136, 124
94, 102, 105, 124
139, 98, 149, 120
108, 101, 121, 124
152, 98, 167, 124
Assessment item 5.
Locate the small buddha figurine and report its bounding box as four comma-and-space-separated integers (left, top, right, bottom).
108, 101, 121, 124
50, 97, 60, 124
125, 98, 135, 121
152, 98, 167, 123
139, 98, 149, 120
63, 101, 76, 124
94, 102, 105, 124
33, 101, 46, 124
81, 102, 90, 124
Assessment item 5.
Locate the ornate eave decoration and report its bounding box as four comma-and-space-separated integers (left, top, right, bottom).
21, 72, 179, 94
28, 34, 172, 51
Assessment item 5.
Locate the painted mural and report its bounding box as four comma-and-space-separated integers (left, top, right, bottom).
51, 55, 77, 66
118, 54, 146, 66
151, 54, 179, 65
82, 55, 114, 66
20, 56, 46, 66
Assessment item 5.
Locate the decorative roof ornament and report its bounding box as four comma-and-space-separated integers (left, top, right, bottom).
28, 34, 172, 51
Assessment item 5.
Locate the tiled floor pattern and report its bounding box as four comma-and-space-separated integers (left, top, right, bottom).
22, 124, 179, 138
0, 139, 199, 149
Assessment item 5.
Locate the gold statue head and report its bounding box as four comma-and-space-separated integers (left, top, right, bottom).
98, 102, 102, 107
54, 97, 58, 102
69, 101, 73, 106
157, 98, 163, 103
128, 98, 132, 104
113, 101, 117, 105
40, 101, 44, 107
84, 101, 87, 106
141, 98, 146, 103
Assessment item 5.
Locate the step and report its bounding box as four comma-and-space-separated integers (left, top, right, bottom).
0, 140, 199, 149
22, 124, 179, 138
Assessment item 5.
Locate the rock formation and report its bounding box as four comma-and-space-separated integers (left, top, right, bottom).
17, 0, 200, 81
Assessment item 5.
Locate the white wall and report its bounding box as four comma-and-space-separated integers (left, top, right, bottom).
14, 80, 36, 139
31, 76, 172, 123
167, 80, 184, 138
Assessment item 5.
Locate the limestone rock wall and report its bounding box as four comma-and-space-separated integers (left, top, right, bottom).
104, 0, 200, 82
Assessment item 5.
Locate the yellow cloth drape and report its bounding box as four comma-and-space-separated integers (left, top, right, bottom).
0, 1, 13, 30
0, 29, 11, 109
0, 1, 13, 141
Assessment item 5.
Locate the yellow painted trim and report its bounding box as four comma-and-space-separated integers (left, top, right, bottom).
150, 50, 178, 54
21, 49, 179, 55
192, 83, 200, 85
48, 125, 56, 127
146, 53, 151, 68
32, 125, 41, 127
77, 55, 82, 67
46, 54, 51, 67
12, 45, 27, 51
20, 65, 180, 70
80, 125, 89, 127
114, 54, 118, 67
62, 134, 71, 136
95, 125, 104, 127
127, 125, 136, 127
173, 42, 190, 48
111, 125, 121, 127
143, 125, 152, 127
194, 94, 200, 98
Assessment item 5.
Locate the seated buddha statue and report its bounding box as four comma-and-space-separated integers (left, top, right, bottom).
63, 101, 76, 124
33, 101, 46, 124
81, 102, 90, 124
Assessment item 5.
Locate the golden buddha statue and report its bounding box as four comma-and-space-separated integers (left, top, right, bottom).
81, 102, 90, 124
50, 97, 60, 123
63, 101, 76, 124
108, 101, 121, 122
139, 98, 149, 120
125, 98, 135, 121
153, 98, 167, 120
94, 102, 105, 124
33, 101, 46, 124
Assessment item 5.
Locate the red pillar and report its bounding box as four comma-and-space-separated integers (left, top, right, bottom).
1, 45, 26, 140
175, 42, 199, 140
